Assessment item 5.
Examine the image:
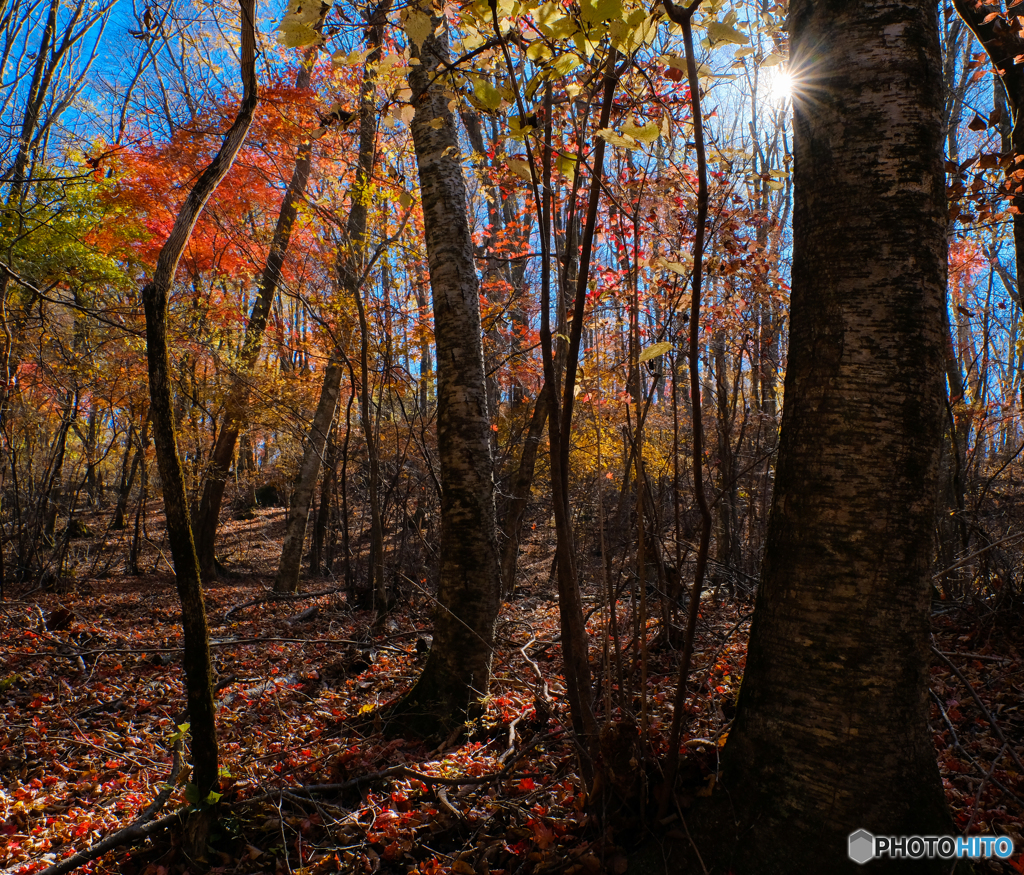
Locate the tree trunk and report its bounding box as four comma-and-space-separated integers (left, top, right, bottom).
194, 53, 318, 581
275, 360, 345, 593
388, 2, 500, 735
273, 1, 388, 595
708, 0, 954, 870
499, 382, 548, 594
139, 0, 257, 836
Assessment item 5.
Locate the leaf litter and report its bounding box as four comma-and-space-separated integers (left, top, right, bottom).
0, 506, 1021, 874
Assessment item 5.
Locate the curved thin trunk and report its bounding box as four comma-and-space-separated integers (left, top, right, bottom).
140, 0, 257, 815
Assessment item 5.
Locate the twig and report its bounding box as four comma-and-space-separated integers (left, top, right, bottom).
37, 731, 186, 875
934, 651, 1012, 664
931, 531, 1023, 579
675, 796, 709, 875
520, 634, 553, 704
239, 733, 557, 809
435, 786, 466, 822
931, 691, 1024, 810
931, 645, 1024, 774
223, 585, 347, 620
963, 743, 1008, 835
35, 810, 185, 875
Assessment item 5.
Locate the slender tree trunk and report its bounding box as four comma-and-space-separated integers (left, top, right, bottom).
273, 2, 388, 595
708, 0, 954, 869
139, 0, 257, 847
388, 2, 500, 735
499, 382, 548, 594
112, 422, 141, 530
353, 255, 387, 608
310, 425, 336, 576
275, 360, 345, 592
194, 53, 318, 580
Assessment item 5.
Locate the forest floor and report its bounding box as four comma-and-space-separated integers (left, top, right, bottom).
0, 504, 1023, 874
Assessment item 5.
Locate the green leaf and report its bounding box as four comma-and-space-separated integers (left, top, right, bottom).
184, 782, 202, 806
639, 341, 674, 363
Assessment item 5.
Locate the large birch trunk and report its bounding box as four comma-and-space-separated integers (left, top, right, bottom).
388, 3, 500, 734
707, 0, 955, 870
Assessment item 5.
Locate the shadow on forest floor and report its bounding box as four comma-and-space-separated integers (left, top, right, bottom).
0, 505, 1022, 874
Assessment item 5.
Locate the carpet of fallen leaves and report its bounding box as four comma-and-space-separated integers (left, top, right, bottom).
0, 504, 1022, 874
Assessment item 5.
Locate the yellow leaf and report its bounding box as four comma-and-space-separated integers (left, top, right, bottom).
596, 127, 639, 150
556, 153, 577, 181
468, 75, 503, 111
535, 0, 575, 38
550, 52, 581, 77
658, 258, 689, 275
705, 20, 748, 46
506, 157, 534, 181
275, 0, 324, 47
526, 40, 552, 61
404, 8, 432, 48
581, 0, 621, 24
427, 118, 444, 129
696, 774, 717, 797
761, 52, 784, 67
621, 118, 660, 144
638, 341, 674, 363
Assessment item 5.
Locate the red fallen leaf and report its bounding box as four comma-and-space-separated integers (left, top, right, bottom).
518, 778, 536, 792
529, 817, 556, 849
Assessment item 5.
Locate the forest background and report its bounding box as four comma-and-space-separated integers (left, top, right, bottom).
1, 0, 1023, 871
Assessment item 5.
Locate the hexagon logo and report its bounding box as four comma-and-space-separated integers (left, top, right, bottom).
849, 829, 875, 865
